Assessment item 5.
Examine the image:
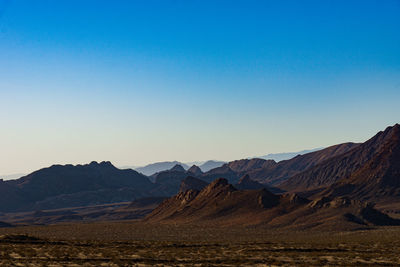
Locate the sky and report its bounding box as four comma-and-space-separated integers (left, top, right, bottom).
0, 0, 399, 175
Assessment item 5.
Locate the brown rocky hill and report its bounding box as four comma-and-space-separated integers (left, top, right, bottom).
145, 178, 398, 230
146, 178, 281, 224
281, 124, 400, 197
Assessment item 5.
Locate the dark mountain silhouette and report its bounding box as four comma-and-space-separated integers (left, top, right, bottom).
1, 161, 155, 212
281, 124, 400, 199
235, 175, 266, 190
201, 164, 242, 184
135, 161, 189, 176
169, 164, 186, 172
179, 176, 208, 193
187, 165, 203, 176
151, 164, 193, 196
0, 179, 29, 212
146, 178, 400, 229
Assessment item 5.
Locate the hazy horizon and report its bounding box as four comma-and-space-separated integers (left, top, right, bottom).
1, 146, 322, 177
1, 1, 399, 175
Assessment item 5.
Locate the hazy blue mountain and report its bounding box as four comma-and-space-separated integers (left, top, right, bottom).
135, 161, 189, 176
198, 160, 226, 172
259, 148, 323, 162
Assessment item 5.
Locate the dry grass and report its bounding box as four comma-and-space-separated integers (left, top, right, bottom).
1, 221, 400, 266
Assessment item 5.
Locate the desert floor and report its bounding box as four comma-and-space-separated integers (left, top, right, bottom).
1, 221, 400, 266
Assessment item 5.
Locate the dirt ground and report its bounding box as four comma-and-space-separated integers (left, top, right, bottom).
1, 221, 400, 266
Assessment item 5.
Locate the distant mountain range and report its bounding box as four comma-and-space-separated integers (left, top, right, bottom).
1, 124, 400, 230
130, 149, 323, 177
132, 160, 226, 176
258, 148, 323, 162
134, 161, 190, 176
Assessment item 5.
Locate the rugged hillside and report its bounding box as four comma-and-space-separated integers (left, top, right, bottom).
2, 161, 155, 212
200, 143, 358, 186
146, 178, 281, 224
314, 124, 400, 202
247, 142, 359, 185
146, 178, 399, 230
281, 124, 400, 195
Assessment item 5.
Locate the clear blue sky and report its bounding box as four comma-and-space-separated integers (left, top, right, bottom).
0, 0, 399, 174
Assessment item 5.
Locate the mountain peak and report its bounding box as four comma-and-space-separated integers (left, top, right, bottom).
169, 164, 186, 172
199, 178, 237, 197
187, 165, 203, 176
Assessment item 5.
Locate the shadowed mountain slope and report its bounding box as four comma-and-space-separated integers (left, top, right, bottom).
247, 142, 360, 185
281, 124, 400, 198
200, 158, 277, 184
150, 164, 191, 196
310, 124, 400, 203
0, 179, 27, 212
199, 143, 359, 186
235, 175, 266, 190
179, 176, 208, 193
